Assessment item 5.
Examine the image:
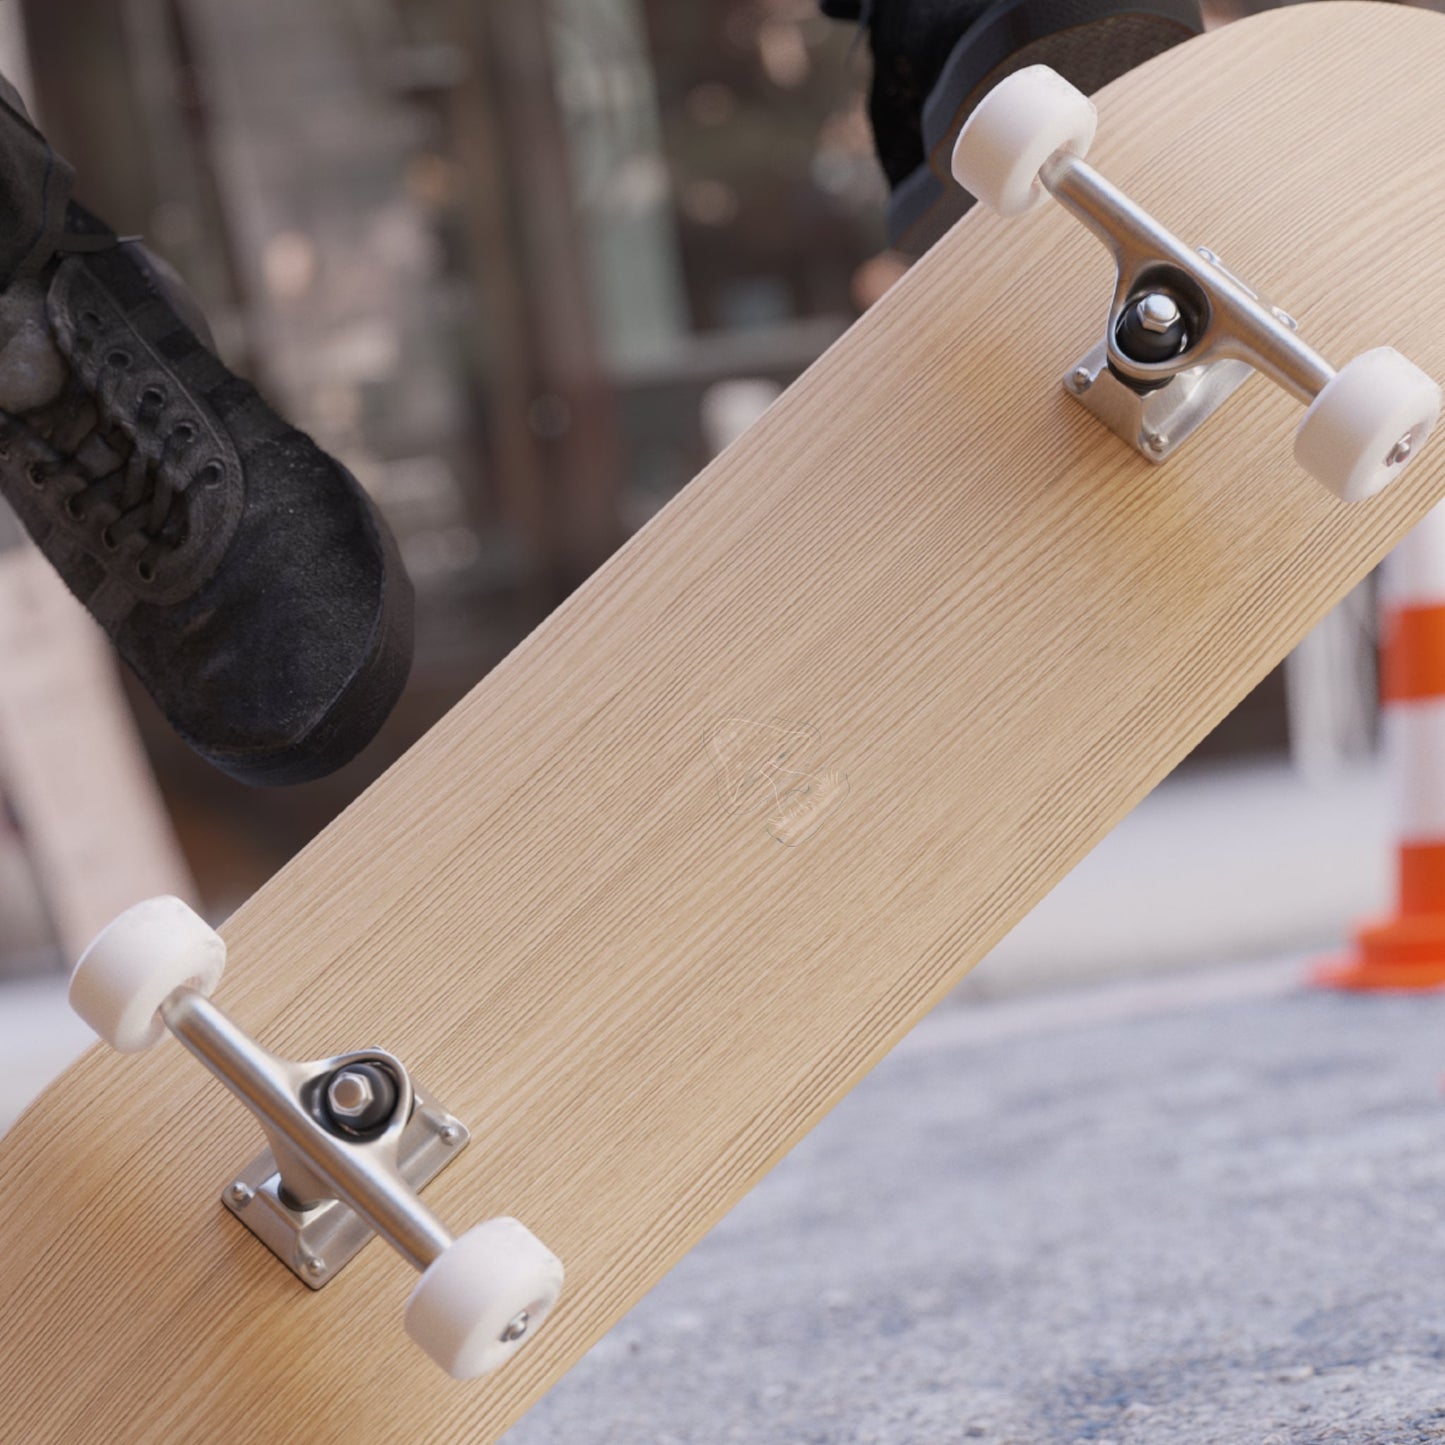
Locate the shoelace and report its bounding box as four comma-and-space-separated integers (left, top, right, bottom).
21, 370, 201, 582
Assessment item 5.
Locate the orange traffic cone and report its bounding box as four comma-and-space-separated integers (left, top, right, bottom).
1316, 505, 1445, 990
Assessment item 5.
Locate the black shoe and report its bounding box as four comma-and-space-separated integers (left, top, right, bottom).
824, 0, 1204, 252
0, 194, 414, 786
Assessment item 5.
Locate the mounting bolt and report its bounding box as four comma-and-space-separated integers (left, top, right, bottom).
440, 1123, 462, 1145
228, 1181, 252, 1207
1070, 366, 1093, 392
500, 1310, 530, 1344
303, 1255, 327, 1280
1143, 430, 1169, 456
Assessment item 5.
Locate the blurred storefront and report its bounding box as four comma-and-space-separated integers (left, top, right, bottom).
4, 0, 1303, 942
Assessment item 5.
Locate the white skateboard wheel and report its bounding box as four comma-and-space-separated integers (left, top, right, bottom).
404, 1217, 564, 1379
950, 65, 1096, 217
68, 896, 225, 1053
1294, 347, 1442, 503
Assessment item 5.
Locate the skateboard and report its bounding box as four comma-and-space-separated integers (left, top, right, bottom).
5, 5, 1445, 1438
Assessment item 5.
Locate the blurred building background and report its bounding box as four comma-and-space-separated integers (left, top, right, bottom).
0, 0, 1391, 988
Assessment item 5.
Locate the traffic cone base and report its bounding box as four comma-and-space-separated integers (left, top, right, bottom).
1313, 913, 1445, 991
1312, 507, 1445, 994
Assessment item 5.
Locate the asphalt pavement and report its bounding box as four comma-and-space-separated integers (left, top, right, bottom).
507, 959, 1445, 1444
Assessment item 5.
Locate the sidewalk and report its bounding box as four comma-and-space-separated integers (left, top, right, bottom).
970, 762, 1391, 999
509, 961, 1445, 1445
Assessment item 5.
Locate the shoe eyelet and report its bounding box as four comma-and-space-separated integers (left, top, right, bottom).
172, 421, 197, 444
140, 386, 165, 409
101, 527, 117, 551
136, 560, 156, 583
79, 309, 101, 329
197, 460, 223, 487
106, 349, 132, 370
26, 462, 45, 488
64, 497, 84, 521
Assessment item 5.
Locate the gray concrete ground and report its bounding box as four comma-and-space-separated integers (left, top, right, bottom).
509, 961, 1445, 1445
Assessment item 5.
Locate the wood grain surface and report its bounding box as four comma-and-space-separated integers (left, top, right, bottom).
4, 7, 1445, 1439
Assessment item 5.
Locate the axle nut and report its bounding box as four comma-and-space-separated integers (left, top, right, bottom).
324, 1061, 399, 1135
1115, 291, 1190, 365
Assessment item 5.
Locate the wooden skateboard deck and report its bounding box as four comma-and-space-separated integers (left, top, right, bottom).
5, 6, 1445, 1438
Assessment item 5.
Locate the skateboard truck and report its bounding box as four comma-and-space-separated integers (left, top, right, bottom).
67, 896, 564, 1380
1059, 241, 1302, 466
951, 66, 1442, 503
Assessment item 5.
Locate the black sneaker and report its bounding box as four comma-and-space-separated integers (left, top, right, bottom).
824, 0, 1204, 252
0, 138, 413, 785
